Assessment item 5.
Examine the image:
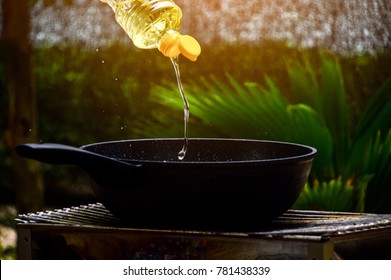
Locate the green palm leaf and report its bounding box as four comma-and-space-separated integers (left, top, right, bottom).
150, 73, 332, 181
288, 55, 349, 177
293, 179, 354, 212
354, 78, 391, 141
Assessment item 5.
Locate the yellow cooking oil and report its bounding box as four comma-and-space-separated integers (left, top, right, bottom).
101, 0, 201, 160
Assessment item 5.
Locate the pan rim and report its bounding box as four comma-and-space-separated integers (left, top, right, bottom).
81, 137, 317, 165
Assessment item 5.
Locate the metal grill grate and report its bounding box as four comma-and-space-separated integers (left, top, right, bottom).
16, 203, 391, 239
266, 210, 391, 240
16, 203, 121, 227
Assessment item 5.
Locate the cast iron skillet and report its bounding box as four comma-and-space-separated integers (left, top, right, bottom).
16, 138, 316, 231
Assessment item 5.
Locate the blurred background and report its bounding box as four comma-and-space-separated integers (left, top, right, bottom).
1, 0, 390, 259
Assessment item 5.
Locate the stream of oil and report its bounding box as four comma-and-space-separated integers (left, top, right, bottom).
171, 56, 189, 160
100, 1, 191, 160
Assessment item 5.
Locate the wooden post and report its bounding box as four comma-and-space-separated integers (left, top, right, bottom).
2, 0, 44, 213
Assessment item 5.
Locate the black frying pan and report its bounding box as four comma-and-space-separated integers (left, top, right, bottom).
16, 138, 316, 231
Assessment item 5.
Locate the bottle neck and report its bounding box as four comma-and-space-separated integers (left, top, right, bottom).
158, 31, 181, 58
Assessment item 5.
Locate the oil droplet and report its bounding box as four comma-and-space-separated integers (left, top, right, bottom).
177, 149, 186, 161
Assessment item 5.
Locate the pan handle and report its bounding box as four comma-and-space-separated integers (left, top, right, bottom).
15, 143, 141, 168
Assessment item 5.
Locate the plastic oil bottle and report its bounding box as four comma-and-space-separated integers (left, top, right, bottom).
101, 0, 201, 160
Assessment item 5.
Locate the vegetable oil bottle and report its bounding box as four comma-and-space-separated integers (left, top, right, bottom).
101, 0, 201, 61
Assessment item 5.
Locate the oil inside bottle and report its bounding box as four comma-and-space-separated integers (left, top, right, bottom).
102, 0, 182, 50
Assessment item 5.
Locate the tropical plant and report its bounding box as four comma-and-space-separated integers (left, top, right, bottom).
143, 53, 391, 213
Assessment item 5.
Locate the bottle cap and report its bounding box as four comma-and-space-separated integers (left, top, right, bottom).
178, 35, 201, 61
159, 34, 201, 61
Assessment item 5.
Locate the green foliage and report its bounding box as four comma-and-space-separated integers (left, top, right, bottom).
356, 129, 391, 213
293, 179, 354, 212
33, 44, 168, 145
288, 55, 350, 177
